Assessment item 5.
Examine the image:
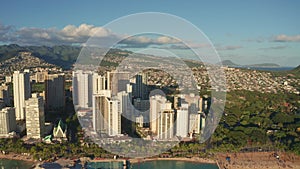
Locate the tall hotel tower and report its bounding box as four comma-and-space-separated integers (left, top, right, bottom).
13, 70, 31, 120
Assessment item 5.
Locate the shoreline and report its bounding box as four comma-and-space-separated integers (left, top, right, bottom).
129, 157, 216, 165
0, 153, 36, 163
2, 151, 300, 169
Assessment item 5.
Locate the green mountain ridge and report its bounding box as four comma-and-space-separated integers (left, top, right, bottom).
0, 44, 81, 69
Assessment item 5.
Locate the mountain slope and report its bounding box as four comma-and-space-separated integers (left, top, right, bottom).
0, 44, 80, 69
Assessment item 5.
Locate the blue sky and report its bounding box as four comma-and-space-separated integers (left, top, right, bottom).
0, 0, 299, 66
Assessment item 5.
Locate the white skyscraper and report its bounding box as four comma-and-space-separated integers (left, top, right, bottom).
25, 93, 45, 139
73, 70, 93, 108
189, 113, 201, 134
92, 91, 121, 136
149, 95, 167, 134
92, 90, 111, 132
157, 101, 174, 140
108, 97, 121, 136
176, 103, 189, 137
93, 73, 106, 94
73, 71, 109, 109
13, 70, 31, 120
117, 91, 130, 115
0, 107, 16, 137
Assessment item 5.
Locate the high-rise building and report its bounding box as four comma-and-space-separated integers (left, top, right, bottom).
25, 93, 45, 139
117, 90, 135, 135
72, 70, 93, 108
157, 101, 174, 140
0, 83, 11, 106
133, 73, 148, 99
149, 95, 167, 134
93, 91, 121, 136
45, 73, 65, 111
0, 107, 16, 137
189, 113, 201, 134
107, 71, 130, 96
176, 103, 189, 137
73, 71, 108, 108
13, 70, 31, 120
93, 73, 106, 94
117, 91, 130, 115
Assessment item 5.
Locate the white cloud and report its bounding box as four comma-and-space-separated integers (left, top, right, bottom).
118, 35, 181, 48
273, 34, 300, 42
61, 24, 111, 38
156, 36, 179, 44
0, 22, 185, 47
0, 23, 116, 46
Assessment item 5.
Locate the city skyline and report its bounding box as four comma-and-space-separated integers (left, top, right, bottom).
0, 1, 299, 66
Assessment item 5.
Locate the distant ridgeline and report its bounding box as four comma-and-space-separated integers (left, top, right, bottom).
219, 60, 281, 68
0, 44, 297, 71
0, 44, 204, 70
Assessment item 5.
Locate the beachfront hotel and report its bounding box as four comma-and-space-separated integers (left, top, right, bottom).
25, 93, 45, 139
176, 102, 189, 137
149, 95, 168, 135
157, 102, 175, 140
92, 93, 121, 136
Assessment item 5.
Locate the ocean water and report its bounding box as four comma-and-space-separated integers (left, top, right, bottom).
243, 67, 294, 71
87, 161, 124, 169
131, 160, 219, 169
0, 159, 33, 169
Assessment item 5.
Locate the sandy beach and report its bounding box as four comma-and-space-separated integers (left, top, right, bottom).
129, 157, 216, 164
216, 151, 300, 169
0, 152, 35, 162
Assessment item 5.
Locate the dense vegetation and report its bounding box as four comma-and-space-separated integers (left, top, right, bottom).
211, 90, 300, 154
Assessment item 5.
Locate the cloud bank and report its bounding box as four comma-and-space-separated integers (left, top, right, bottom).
272, 34, 300, 42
